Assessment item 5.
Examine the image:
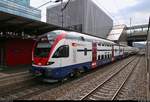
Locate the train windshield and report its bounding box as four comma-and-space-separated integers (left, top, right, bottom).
34, 31, 60, 57
34, 38, 54, 57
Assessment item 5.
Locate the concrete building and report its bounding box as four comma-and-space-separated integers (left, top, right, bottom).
0, 0, 41, 21
46, 0, 113, 38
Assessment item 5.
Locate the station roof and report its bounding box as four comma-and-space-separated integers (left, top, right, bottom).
0, 11, 64, 36
107, 25, 126, 41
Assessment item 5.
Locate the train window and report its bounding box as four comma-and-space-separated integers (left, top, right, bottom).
101, 55, 104, 60
81, 36, 85, 41
98, 43, 101, 46
107, 54, 109, 58
105, 55, 107, 59
34, 37, 52, 57
52, 45, 69, 58
98, 55, 100, 60
34, 47, 50, 57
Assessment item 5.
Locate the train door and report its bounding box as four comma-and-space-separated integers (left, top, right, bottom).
92, 42, 97, 69
119, 45, 120, 57
123, 48, 124, 58
72, 45, 77, 64
112, 45, 115, 61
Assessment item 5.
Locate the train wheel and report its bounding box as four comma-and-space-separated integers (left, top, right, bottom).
61, 77, 68, 83
69, 72, 74, 78
74, 68, 83, 77
80, 68, 85, 73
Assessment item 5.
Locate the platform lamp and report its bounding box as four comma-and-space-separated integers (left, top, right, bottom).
55, 0, 71, 28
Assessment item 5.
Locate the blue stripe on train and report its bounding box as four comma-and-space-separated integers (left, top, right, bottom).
31, 61, 91, 80
30, 56, 123, 80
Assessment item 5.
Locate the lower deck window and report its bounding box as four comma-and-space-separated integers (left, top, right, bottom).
52, 45, 69, 58
101, 55, 104, 60
98, 55, 100, 60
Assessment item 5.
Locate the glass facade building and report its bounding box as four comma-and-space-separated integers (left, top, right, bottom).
0, 0, 41, 21
8, 0, 30, 6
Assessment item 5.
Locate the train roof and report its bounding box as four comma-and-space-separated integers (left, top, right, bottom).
52, 30, 116, 45
39, 30, 134, 48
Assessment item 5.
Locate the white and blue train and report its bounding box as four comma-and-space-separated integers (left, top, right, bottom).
30, 30, 138, 81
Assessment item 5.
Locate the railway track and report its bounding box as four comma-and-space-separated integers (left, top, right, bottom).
0, 81, 61, 100
79, 56, 141, 100
113, 56, 147, 100
0, 71, 39, 100
0, 71, 61, 100
0, 56, 137, 100
0, 71, 34, 87
5, 57, 136, 100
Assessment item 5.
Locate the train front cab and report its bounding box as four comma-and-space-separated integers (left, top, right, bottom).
30, 31, 68, 80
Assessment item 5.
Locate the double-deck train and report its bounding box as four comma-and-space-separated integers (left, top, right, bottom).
30, 30, 138, 82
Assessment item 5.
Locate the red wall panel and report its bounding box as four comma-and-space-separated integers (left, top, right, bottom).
5, 39, 35, 66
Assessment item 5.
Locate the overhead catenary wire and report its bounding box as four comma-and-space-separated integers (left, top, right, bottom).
36, 0, 53, 9
113, 0, 127, 25
36, 0, 62, 9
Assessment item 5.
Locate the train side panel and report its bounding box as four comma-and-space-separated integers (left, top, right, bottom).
30, 30, 138, 81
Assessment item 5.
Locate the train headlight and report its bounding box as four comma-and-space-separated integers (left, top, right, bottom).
38, 63, 42, 65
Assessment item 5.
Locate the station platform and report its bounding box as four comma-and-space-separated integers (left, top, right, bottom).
0, 65, 31, 77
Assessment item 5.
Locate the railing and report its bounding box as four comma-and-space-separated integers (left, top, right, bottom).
127, 31, 147, 36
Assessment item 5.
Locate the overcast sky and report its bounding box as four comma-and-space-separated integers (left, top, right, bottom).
30, 0, 150, 26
